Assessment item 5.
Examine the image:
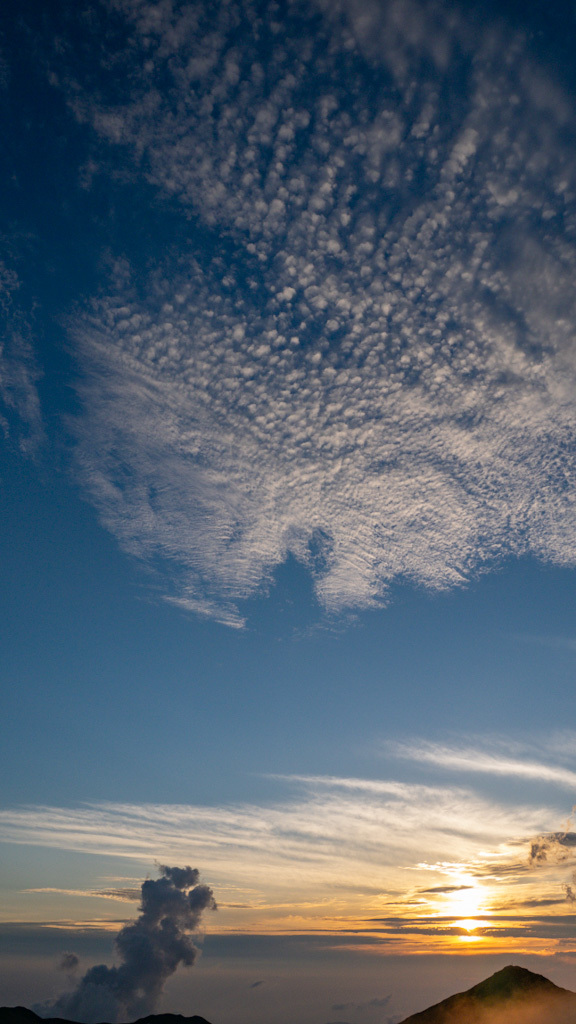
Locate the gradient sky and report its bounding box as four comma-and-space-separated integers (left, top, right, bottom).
3, 1, 576, 1022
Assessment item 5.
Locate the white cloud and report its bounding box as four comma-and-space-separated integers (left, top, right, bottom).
0, 775, 558, 893
388, 740, 576, 790
60, 0, 576, 623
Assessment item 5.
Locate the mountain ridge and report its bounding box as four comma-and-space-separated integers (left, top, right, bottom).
3, 967, 576, 1024
397, 964, 576, 1023
0, 1012, 212, 1024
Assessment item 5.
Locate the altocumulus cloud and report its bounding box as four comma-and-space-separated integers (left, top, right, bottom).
62, 0, 576, 624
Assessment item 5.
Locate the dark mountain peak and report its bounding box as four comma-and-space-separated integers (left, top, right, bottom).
398, 965, 576, 1023
0, 1011, 213, 1024
467, 964, 568, 1002
0, 1010, 42, 1024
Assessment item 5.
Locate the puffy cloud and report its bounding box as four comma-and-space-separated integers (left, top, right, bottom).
36, 865, 216, 1023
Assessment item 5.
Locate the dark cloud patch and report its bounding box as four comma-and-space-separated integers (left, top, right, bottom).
363, 996, 392, 1008
471, 860, 531, 878
529, 832, 576, 865
332, 994, 392, 1011
58, 952, 80, 972
96, 888, 141, 902
34, 865, 216, 1024
493, 897, 570, 909
418, 884, 473, 894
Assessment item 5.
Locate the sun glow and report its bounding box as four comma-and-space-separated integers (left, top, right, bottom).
458, 919, 484, 932
432, 879, 495, 946
443, 883, 488, 921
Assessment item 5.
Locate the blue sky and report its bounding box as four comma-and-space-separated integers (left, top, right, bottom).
3, 1, 576, 1022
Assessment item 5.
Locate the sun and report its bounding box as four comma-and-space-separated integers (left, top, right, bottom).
434, 880, 494, 943
445, 884, 487, 922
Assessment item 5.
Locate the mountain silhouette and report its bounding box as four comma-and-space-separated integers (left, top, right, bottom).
3, 969, 576, 1024
0, 1012, 212, 1024
398, 965, 576, 1023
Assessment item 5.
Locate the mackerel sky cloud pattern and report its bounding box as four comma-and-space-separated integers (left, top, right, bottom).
70, 0, 576, 623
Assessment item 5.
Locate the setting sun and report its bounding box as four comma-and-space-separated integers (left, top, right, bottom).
443, 883, 488, 922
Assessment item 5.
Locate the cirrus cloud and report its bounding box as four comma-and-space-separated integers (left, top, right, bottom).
2, 770, 575, 951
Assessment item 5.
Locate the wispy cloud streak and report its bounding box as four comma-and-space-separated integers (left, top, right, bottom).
2, 772, 574, 951
389, 741, 576, 790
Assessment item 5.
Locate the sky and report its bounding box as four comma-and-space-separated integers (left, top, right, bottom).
2, 0, 576, 1022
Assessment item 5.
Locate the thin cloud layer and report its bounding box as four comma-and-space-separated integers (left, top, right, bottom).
388, 740, 576, 790
3, 771, 576, 952
61, 0, 576, 623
